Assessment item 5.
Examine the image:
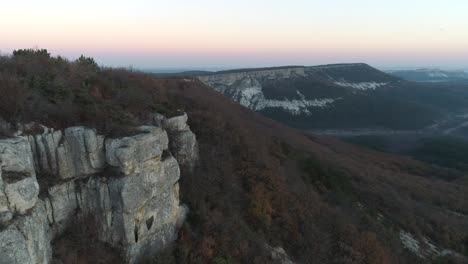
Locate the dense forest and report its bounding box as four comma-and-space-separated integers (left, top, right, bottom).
345, 135, 468, 173
1, 49, 467, 263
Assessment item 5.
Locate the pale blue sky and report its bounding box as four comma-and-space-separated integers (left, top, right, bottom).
1, 0, 467, 69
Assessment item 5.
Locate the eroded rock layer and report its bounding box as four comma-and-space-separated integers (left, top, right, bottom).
0, 113, 197, 264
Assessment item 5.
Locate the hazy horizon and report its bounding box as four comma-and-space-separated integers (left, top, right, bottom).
1, 0, 467, 69
143, 65, 468, 74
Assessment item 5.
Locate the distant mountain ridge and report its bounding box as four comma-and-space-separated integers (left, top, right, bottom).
197, 63, 468, 131
387, 68, 468, 82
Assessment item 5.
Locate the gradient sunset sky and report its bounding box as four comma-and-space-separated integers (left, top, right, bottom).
1, 0, 467, 70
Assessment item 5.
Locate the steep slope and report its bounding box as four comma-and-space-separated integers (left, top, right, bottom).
165, 77, 468, 264
0, 50, 467, 263
198, 64, 468, 130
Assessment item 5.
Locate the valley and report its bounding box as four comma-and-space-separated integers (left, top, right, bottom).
311, 110, 468, 137
196, 64, 468, 132
196, 63, 468, 176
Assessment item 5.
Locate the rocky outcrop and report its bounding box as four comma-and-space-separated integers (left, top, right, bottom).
197, 64, 397, 117
162, 113, 199, 173
105, 126, 168, 175
0, 137, 38, 224
267, 245, 295, 264
0, 113, 198, 264
197, 67, 337, 115
28, 127, 105, 180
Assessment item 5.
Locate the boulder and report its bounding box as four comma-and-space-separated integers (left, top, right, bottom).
0, 137, 39, 216
162, 113, 199, 172
105, 126, 168, 175
0, 137, 36, 177
4, 176, 39, 214
162, 113, 189, 133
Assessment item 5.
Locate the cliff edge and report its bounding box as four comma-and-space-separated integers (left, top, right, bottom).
0, 113, 198, 264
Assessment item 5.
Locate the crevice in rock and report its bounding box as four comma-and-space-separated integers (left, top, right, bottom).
162, 149, 172, 160
41, 136, 54, 175
146, 216, 154, 231
134, 225, 139, 243
74, 181, 82, 210
47, 198, 55, 225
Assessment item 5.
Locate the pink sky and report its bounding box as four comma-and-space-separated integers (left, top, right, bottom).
1, 0, 467, 69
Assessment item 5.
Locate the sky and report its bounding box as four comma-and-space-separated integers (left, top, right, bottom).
1, 0, 468, 70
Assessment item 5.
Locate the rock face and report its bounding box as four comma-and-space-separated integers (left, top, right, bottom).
0, 198, 51, 264
0, 113, 198, 264
197, 67, 339, 115
0, 137, 38, 223
105, 126, 168, 175
162, 113, 199, 173
197, 64, 397, 119
28, 127, 105, 180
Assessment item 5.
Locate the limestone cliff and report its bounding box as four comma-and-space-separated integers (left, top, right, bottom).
0, 113, 198, 264
196, 64, 395, 118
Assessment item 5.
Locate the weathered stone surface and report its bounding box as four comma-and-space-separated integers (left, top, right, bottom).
163, 113, 199, 172
33, 134, 50, 174
162, 113, 189, 132
0, 137, 39, 217
0, 118, 197, 264
105, 126, 168, 175
63, 127, 105, 177
46, 180, 77, 232
75, 176, 114, 242
0, 169, 12, 224
4, 177, 39, 214
0, 137, 36, 176
0, 228, 31, 264
0, 200, 51, 264
29, 127, 105, 180
169, 130, 198, 172
15, 200, 51, 264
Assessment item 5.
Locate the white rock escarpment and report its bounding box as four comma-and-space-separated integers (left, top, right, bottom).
334, 81, 387, 90
197, 64, 394, 116
0, 113, 197, 264
199, 72, 336, 115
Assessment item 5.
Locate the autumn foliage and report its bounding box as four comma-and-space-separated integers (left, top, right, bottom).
0, 50, 467, 263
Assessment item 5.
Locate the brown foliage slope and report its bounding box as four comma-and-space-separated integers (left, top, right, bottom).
163, 78, 468, 264
0, 51, 467, 263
